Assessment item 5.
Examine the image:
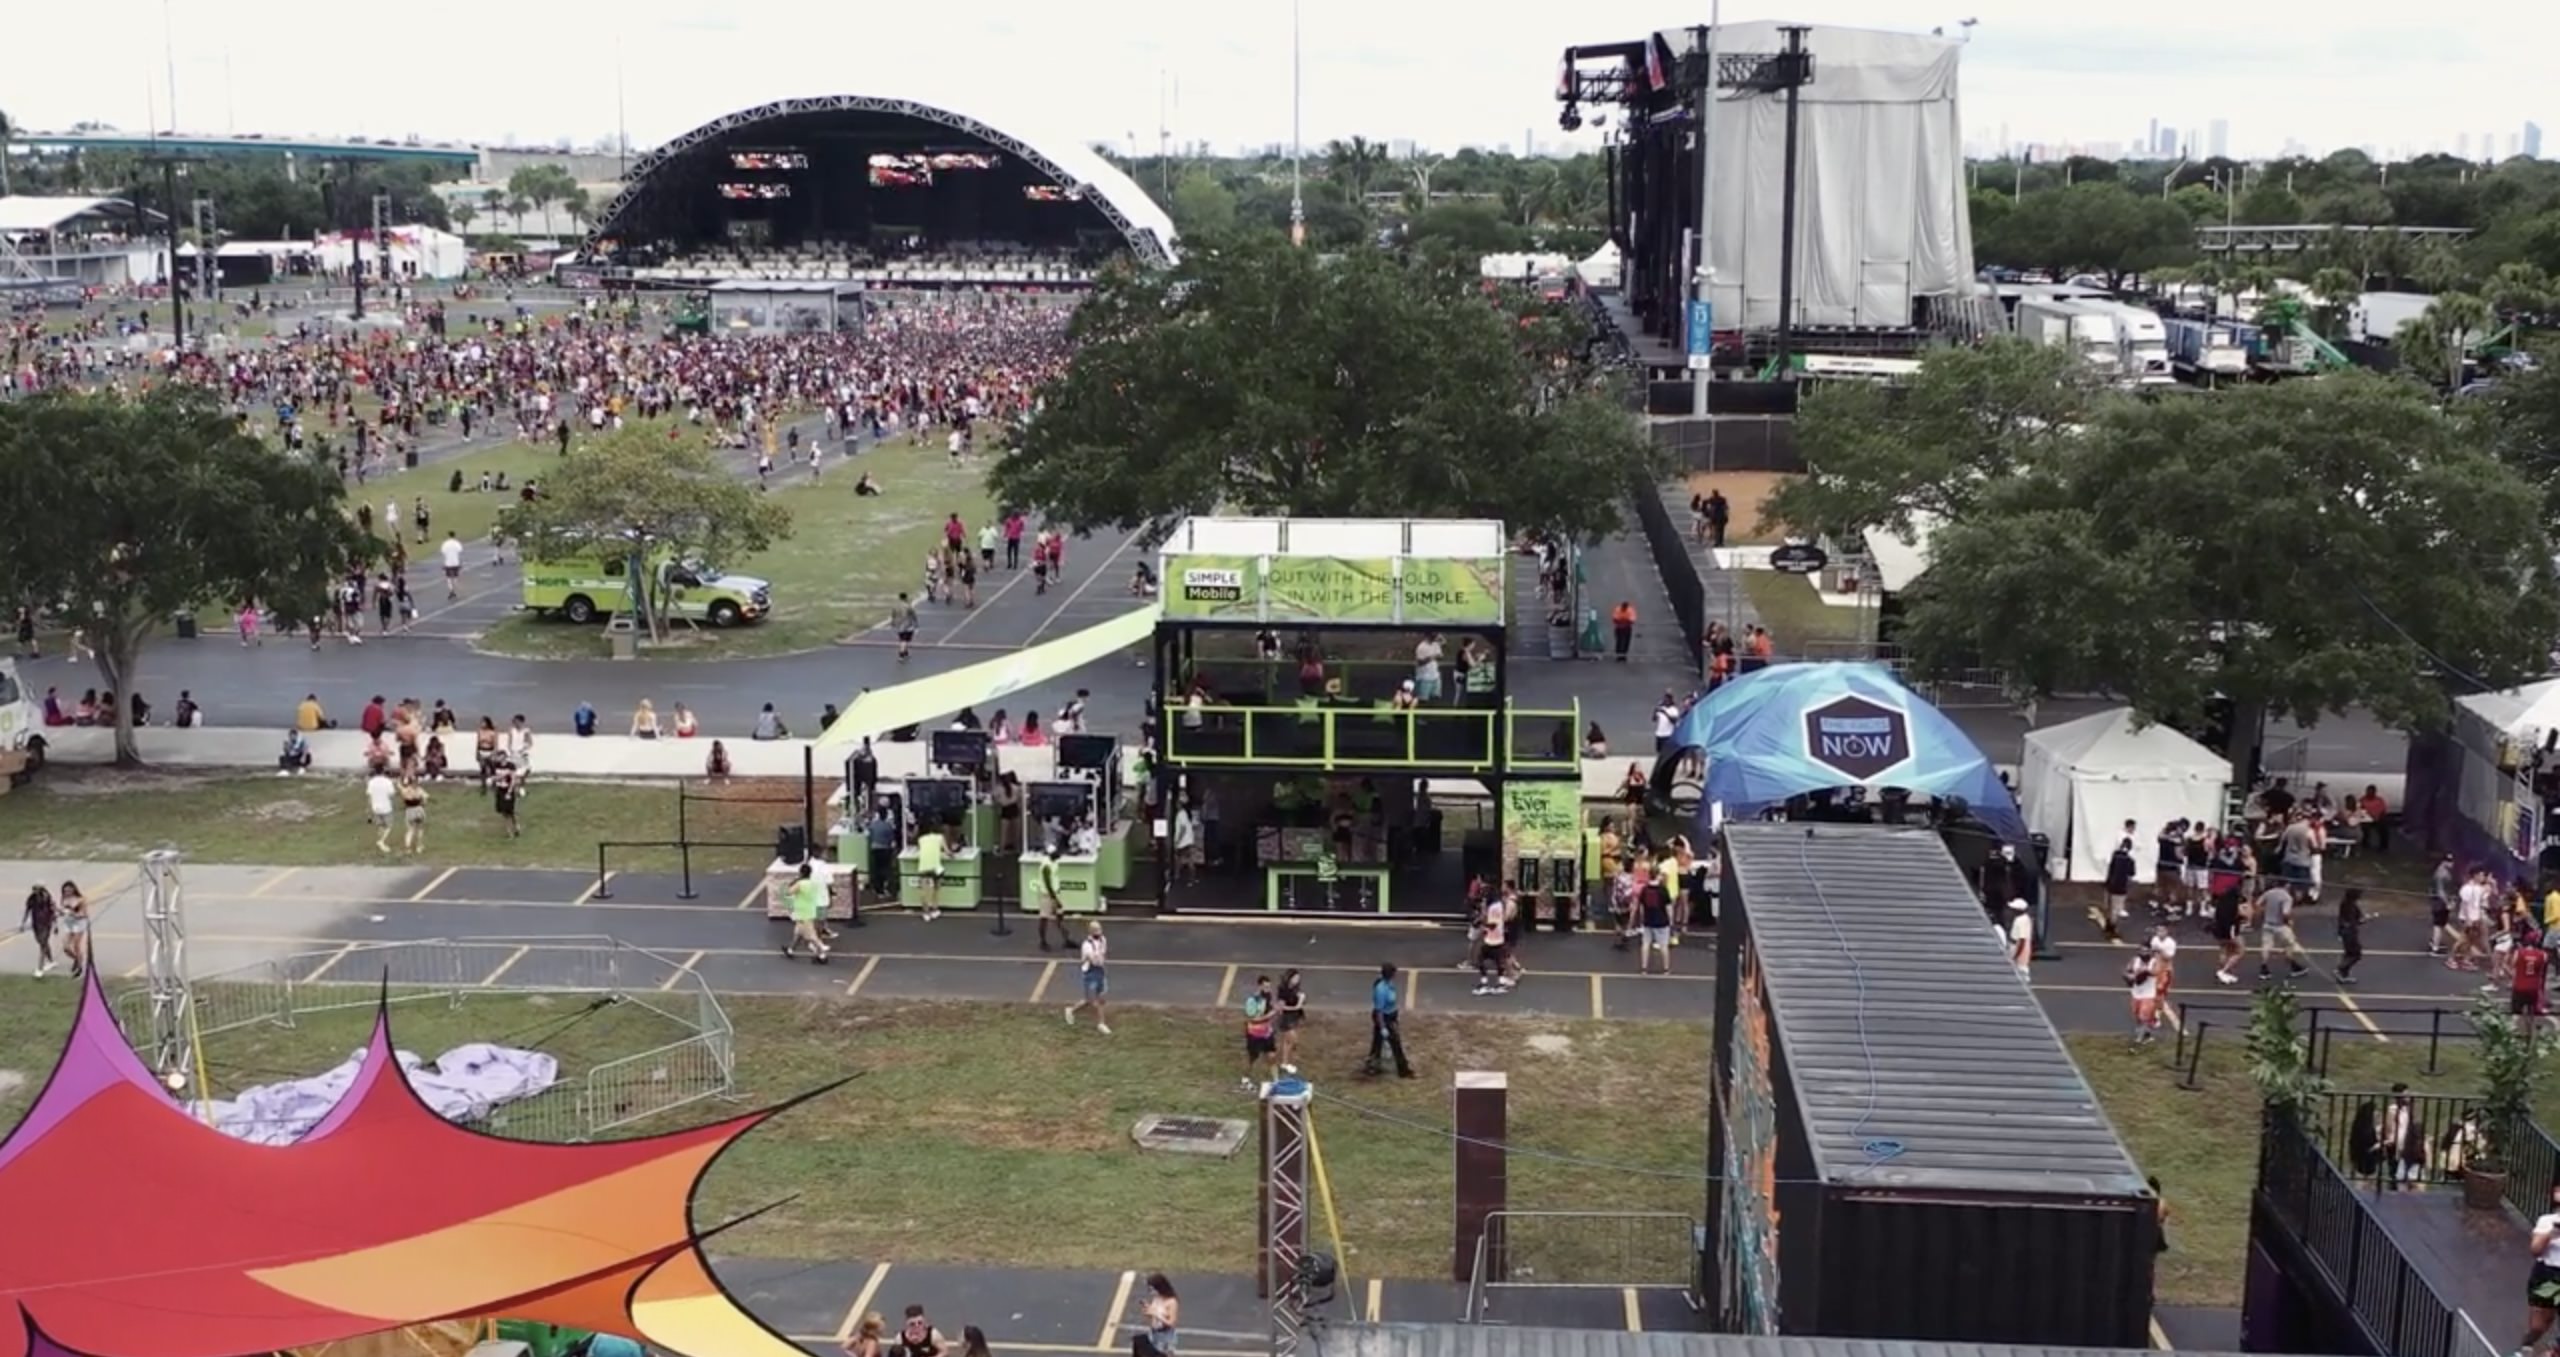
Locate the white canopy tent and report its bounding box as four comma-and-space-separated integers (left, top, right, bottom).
2019, 707, 2229, 882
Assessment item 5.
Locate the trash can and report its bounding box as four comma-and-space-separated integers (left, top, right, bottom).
403, 449, 420, 469
606, 616, 638, 660
173, 610, 198, 639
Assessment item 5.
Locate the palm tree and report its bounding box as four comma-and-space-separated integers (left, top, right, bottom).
2306, 267, 2362, 337
2406, 241, 2471, 295
2399, 292, 2492, 389
1323, 137, 1389, 206
2485, 263, 2555, 329
561, 188, 591, 238
450, 202, 477, 237
480, 187, 504, 219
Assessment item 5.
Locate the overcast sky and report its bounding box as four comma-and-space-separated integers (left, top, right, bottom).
6, 1, 2550, 163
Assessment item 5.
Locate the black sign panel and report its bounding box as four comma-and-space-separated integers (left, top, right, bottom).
1801, 694, 1912, 783
1768, 542, 1829, 575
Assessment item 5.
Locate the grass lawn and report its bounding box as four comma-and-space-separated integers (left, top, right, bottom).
477, 437, 999, 661
0, 769, 812, 873
2072, 1030, 2560, 1308
0, 983, 1706, 1280
353, 440, 574, 546
1739, 571, 1868, 655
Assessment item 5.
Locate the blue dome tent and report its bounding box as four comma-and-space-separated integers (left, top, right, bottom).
1665, 662, 2026, 839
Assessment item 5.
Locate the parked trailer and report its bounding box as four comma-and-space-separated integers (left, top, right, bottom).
1705, 824, 2157, 1346
2350, 291, 2436, 345
2082, 300, 2175, 384
2012, 297, 2123, 375
2164, 316, 2249, 377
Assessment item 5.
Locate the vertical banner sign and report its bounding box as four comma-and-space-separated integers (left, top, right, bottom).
1686, 299, 1715, 371
1501, 780, 1583, 881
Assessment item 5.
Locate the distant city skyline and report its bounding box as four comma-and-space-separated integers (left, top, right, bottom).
1977, 117, 2549, 166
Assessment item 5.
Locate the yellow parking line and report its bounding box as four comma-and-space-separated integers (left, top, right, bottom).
1405, 967, 1420, 1012
1031, 959, 1062, 1005
736, 878, 769, 911
844, 954, 882, 998
408, 867, 459, 902
833, 1262, 891, 1344
2336, 991, 2390, 1042
249, 867, 304, 898
2151, 1315, 2173, 1349
658, 950, 706, 992
1097, 1271, 1136, 1350
300, 941, 363, 984
1213, 964, 1237, 1008
1365, 1278, 1384, 1323
1590, 973, 1606, 1019
1621, 1287, 1643, 1332
480, 946, 531, 987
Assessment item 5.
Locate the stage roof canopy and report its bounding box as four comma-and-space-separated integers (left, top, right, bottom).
590, 92, 1178, 266
0, 195, 160, 234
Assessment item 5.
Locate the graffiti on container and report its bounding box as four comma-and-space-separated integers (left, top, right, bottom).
1717, 939, 1783, 1334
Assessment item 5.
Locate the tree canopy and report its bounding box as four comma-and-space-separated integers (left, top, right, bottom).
495, 427, 791, 639
0, 389, 373, 763
1758, 339, 2099, 541
1971, 182, 2197, 286
989, 235, 1659, 544
1871, 364, 2559, 747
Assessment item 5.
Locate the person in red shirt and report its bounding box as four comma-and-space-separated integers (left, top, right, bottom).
2513, 929, 2550, 1019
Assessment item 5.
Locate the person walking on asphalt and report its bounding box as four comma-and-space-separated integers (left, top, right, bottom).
2335, 887, 2366, 985
2255, 878, 2309, 982
1034, 844, 1069, 952
1365, 962, 1413, 1079
1610, 600, 1636, 662
782, 862, 832, 965
1065, 919, 1111, 1034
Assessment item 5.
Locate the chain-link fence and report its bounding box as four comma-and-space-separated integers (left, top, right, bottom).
112, 936, 735, 1143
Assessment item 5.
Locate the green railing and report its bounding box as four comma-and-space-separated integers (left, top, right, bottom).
1163, 700, 1579, 774
1506, 704, 1580, 774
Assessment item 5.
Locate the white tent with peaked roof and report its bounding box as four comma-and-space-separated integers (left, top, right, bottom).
2019, 707, 2228, 883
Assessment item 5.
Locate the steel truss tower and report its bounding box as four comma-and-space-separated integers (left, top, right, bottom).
140, 849, 190, 1076
1263, 1078, 1314, 1357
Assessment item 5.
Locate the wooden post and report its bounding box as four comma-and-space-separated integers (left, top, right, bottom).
1452, 1070, 1509, 1283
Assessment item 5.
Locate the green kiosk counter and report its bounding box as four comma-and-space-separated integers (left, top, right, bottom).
898, 845, 985, 909
1019, 853, 1105, 913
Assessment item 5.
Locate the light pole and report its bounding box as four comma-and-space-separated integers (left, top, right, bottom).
1288, 0, 1305, 246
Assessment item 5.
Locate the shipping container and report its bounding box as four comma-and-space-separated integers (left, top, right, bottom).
1704, 823, 2157, 1348
1327, 1322, 2231, 1357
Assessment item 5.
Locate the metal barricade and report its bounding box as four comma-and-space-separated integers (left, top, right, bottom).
1464, 1210, 1699, 1322
110, 936, 737, 1143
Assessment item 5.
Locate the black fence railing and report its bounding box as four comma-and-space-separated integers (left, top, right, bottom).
1626, 478, 1705, 664
2171, 1001, 2470, 1091
2254, 1110, 2493, 1357
2305, 1089, 2560, 1223
594, 838, 797, 904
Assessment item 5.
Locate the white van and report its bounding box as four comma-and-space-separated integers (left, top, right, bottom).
0, 658, 43, 784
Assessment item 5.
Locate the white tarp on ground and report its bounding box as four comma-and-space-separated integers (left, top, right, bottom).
2020, 707, 2228, 883
188, 1043, 561, 1145
1665, 21, 1975, 330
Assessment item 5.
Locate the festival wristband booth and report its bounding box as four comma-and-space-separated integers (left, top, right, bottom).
1652, 661, 2045, 949
1013, 732, 1134, 912
1148, 515, 1581, 916
810, 604, 1162, 912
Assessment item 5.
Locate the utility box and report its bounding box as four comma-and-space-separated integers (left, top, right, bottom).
1704, 823, 2157, 1346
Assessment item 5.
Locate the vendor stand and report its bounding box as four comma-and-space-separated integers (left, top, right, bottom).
1148, 515, 1580, 916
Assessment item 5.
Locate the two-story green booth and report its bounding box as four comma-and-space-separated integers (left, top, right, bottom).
1147, 516, 1584, 917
